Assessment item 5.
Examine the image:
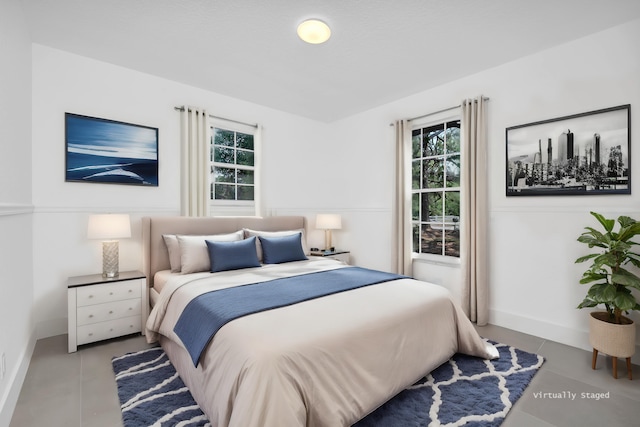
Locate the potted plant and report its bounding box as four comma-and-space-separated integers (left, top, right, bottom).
575, 211, 640, 379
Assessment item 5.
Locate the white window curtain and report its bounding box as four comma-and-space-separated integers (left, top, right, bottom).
460, 96, 489, 325
393, 119, 412, 276
180, 106, 210, 217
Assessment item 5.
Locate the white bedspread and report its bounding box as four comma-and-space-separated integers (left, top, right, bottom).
146, 259, 498, 427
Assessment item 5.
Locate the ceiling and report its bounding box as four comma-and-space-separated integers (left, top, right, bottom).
22, 0, 640, 122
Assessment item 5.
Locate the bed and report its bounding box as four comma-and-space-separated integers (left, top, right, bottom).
142, 215, 498, 427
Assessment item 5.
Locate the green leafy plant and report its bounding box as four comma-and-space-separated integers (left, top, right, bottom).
575, 211, 640, 324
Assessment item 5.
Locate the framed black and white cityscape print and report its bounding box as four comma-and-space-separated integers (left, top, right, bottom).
65, 113, 159, 186
506, 104, 630, 196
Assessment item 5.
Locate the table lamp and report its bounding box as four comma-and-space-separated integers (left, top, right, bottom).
316, 213, 342, 251
87, 214, 131, 278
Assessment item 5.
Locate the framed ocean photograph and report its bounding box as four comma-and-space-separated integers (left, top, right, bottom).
505, 104, 630, 196
65, 113, 159, 186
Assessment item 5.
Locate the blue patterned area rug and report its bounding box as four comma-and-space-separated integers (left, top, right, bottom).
112, 341, 543, 427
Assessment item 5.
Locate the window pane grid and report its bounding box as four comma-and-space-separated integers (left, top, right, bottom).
212, 162, 254, 171
211, 127, 255, 202
411, 120, 461, 258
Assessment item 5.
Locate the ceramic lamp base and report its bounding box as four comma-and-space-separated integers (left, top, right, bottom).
102, 240, 119, 278
324, 230, 333, 251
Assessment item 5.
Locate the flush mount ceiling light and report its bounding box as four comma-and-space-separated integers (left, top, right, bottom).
297, 19, 331, 44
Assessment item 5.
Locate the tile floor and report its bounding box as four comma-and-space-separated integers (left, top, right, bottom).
8, 324, 640, 426
8, 334, 155, 427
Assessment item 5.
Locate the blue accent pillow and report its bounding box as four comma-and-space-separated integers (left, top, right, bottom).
259, 233, 308, 264
205, 236, 261, 272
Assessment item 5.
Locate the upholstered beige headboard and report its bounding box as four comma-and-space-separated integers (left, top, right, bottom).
141, 216, 307, 287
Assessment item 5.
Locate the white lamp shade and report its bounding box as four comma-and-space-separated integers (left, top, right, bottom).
316, 214, 342, 230
87, 214, 131, 240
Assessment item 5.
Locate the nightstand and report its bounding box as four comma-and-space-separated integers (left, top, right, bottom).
67, 270, 147, 353
309, 250, 350, 264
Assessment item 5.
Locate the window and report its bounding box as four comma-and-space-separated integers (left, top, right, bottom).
411, 119, 461, 258
210, 125, 258, 215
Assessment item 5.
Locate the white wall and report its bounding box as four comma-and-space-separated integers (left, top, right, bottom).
21, 15, 640, 411
0, 1, 35, 424
463, 20, 638, 361
31, 44, 335, 338
328, 18, 640, 361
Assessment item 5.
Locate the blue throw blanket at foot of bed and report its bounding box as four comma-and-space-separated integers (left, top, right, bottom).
174, 266, 406, 365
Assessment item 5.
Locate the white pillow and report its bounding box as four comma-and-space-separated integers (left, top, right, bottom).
243, 228, 309, 262
162, 234, 182, 273
177, 230, 244, 274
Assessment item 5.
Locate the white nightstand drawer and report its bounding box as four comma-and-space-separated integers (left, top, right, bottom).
68, 271, 147, 352
76, 298, 141, 326
77, 315, 142, 345
76, 280, 141, 306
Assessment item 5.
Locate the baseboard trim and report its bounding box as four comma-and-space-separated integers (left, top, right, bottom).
0, 330, 36, 427
36, 317, 67, 340
489, 309, 640, 365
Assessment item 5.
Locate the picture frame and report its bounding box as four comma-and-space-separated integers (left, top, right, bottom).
65, 113, 159, 186
505, 104, 630, 196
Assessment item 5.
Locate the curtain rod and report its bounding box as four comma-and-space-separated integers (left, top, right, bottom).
174, 106, 258, 128
390, 96, 490, 126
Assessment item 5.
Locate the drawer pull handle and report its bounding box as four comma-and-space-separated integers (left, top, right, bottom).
109, 310, 113, 314
89, 314, 94, 318
128, 307, 132, 311
110, 328, 113, 332
88, 295, 93, 298
109, 292, 113, 295
128, 290, 133, 293
88, 333, 93, 336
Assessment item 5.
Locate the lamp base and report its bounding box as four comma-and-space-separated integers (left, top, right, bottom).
102, 240, 119, 278
324, 230, 333, 252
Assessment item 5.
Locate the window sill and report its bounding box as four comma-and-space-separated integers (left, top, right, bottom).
412, 253, 461, 267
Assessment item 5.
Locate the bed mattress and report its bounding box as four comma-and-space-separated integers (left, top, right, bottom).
146, 259, 497, 427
